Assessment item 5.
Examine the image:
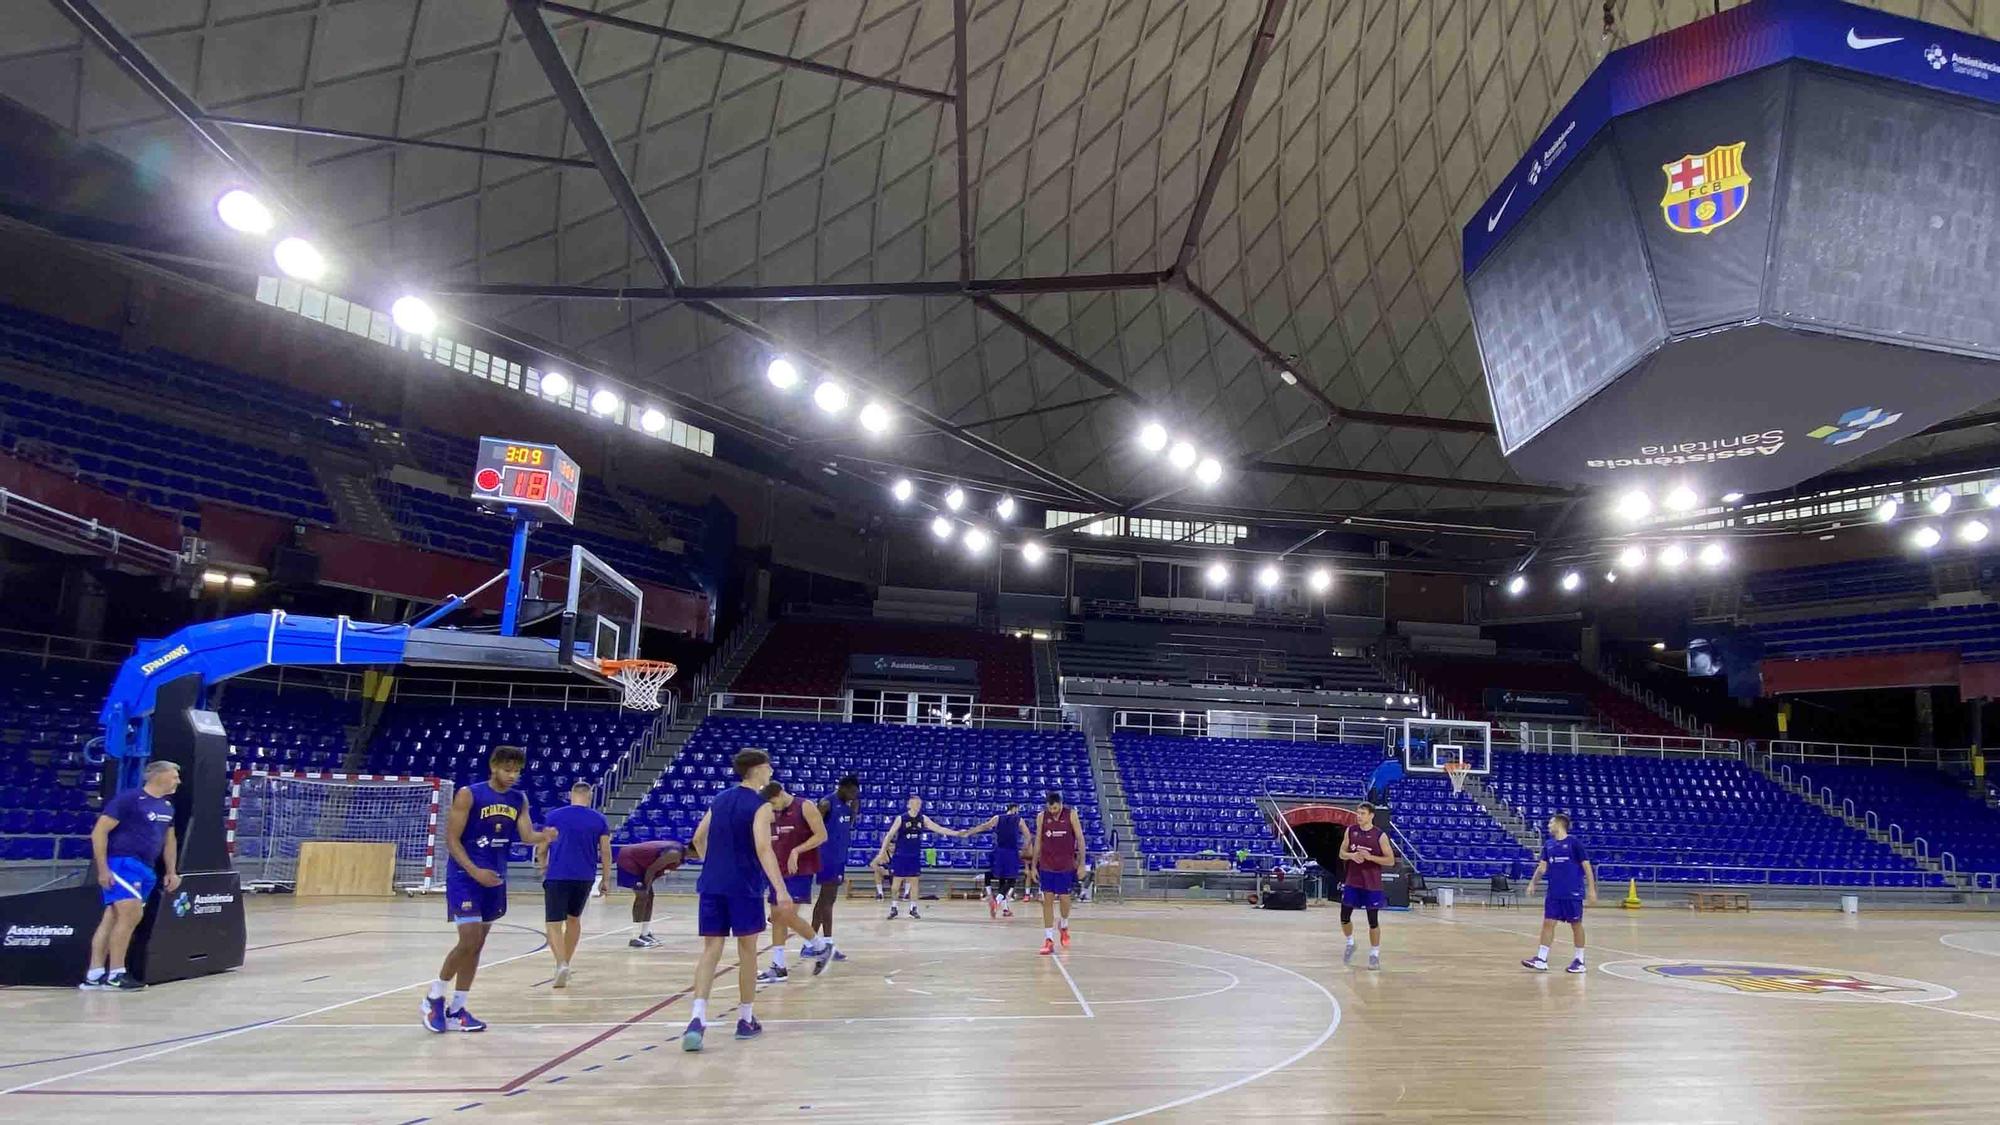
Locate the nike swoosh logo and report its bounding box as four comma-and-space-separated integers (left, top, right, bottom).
1485, 184, 1517, 233
1846, 29, 1902, 50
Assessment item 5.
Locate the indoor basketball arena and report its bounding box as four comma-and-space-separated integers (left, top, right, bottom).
2, 1, 2000, 1121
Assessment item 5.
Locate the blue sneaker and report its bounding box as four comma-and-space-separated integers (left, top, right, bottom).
1566, 958, 1587, 974
734, 1017, 762, 1040
681, 1018, 705, 1052
812, 941, 836, 977
832, 949, 848, 962
449, 1006, 488, 1032
422, 996, 448, 1033
1343, 943, 1356, 965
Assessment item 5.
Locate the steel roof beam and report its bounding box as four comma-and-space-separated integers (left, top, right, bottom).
428, 272, 1172, 302
203, 115, 598, 169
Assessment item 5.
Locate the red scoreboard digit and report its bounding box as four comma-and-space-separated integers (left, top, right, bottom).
470, 437, 580, 524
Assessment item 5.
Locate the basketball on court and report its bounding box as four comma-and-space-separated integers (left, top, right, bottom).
1, 2, 1998, 1121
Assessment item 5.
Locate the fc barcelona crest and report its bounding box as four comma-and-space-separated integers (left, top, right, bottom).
1660, 142, 1750, 235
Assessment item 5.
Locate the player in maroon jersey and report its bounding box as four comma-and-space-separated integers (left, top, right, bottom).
614, 837, 685, 948
1340, 801, 1396, 970
757, 782, 833, 983
1028, 791, 1085, 955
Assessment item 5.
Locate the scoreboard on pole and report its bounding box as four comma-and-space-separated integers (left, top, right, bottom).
470, 437, 579, 524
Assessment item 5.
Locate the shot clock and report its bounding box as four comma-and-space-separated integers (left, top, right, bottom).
470, 437, 579, 524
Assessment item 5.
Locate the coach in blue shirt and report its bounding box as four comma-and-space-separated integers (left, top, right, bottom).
83, 760, 182, 991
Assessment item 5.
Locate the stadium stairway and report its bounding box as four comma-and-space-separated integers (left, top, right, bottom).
1752, 759, 1966, 888
307, 454, 400, 542
1457, 771, 1540, 851
603, 619, 771, 829
1033, 636, 1059, 709
1087, 733, 1142, 871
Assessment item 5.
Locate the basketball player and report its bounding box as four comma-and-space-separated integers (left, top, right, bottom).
425, 746, 555, 1032
1029, 791, 1085, 954
758, 781, 834, 983
80, 760, 181, 991
1522, 813, 1598, 974
538, 780, 611, 989
615, 837, 685, 948
1339, 801, 1394, 970
812, 776, 859, 957
958, 802, 1027, 918
871, 795, 959, 919
681, 749, 797, 1051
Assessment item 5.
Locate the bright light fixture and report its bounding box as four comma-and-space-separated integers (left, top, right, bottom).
1699, 542, 1727, 568
891, 478, 914, 503
1205, 561, 1229, 586
1605, 571, 1618, 583
995, 495, 1016, 521
1987, 489, 2000, 509
1653, 641, 1667, 651
1139, 422, 1168, 452
390, 295, 438, 337
1961, 519, 1989, 544
1021, 541, 1046, 565
766, 357, 800, 389
1278, 369, 1298, 386
1615, 489, 1652, 521
1308, 567, 1332, 592
590, 388, 621, 415
1506, 575, 1527, 596
539, 370, 571, 397
1659, 543, 1688, 569
228, 573, 256, 590
640, 408, 667, 433
930, 516, 953, 540
272, 237, 326, 282
1875, 498, 1900, 522
1257, 564, 1281, 590
1195, 457, 1222, 486
963, 527, 991, 554
1912, 525, 1943, 550
858, 401, 891, 433
200, 570, 228, 586
1930, 491, 1955, 516
214, 189, 273, 234
1618, 545, 1647, 571
944, 487, 966, 512
1664, 485, 1699, 512
1560, 571, 1581, 592
812, 381, 849, 414
1168, 441, 1197, 471
1721, 491, 1745, 504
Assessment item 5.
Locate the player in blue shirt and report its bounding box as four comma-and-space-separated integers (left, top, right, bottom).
809, 775, 859, 959
1522, 812, 1598, 974
959, 802, 1027, 919
681, 748, 797, 1051
81, 760, 182, 991
424, 746, 555, 1032
537, 780, 612, 989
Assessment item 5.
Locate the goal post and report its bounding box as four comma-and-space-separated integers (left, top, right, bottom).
228, 770, 448, 893
1401, 718, 1493, 775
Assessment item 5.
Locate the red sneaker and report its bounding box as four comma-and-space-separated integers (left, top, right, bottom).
1039, 938, 1054, 956
989, 895, 998, 919
1059, 928, 1071, 948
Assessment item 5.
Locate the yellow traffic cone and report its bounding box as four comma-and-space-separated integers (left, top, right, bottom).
1621, 878, 1642, 909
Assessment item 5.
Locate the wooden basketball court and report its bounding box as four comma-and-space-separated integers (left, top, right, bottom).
2, 894, 1996, 1122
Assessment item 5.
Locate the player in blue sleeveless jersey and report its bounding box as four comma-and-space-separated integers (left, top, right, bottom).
810, 775, 859, 959
959, 802, 1027, 919
681, 748, 797, 1051
1522, 812, 1598, 974
870, 795, 962, 920
423, 746, 556, 1033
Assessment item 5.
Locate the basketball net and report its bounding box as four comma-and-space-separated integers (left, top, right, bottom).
1443, 761, 1471, 794
599, 659, 677, 712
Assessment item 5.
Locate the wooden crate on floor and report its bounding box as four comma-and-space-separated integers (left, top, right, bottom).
296, 841, 396, 896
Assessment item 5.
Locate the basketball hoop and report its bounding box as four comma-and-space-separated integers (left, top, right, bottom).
1443, 761, 1471, 795
598, 659, 677, 712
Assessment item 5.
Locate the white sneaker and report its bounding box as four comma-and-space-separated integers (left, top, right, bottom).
1522, 957, 1549, 972
553, 965, 572, 989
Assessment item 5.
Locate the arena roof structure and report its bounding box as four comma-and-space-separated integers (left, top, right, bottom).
3, 0, 1999, 553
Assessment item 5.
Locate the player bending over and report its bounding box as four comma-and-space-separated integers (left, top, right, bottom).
960, 802, 1027, 919
758, 781, 835, 983
872, 795, 959, 919
811, 776, 859, 960
1339, 801, 1394, 970
1522, 813, 1597, 974
681, 749, 797, 1050
537, 780, 612, 989
615, 837, 685, 947
1030, 792, 1085, 954
426, 746, 555, 1032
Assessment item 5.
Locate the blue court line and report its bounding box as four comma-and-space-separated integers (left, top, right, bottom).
0, 1017, 283, 1071
544, 1075, 567, 1084
503, 1089, 527, 1098
581, 1065, 602, 1072
613, 1054, 631, 1061
300, 974, 330, 983
454, 1104, 481, 1112
394, 1118, 428, 1124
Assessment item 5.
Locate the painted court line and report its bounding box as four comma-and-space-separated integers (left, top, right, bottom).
1051, 952, 1094, 1018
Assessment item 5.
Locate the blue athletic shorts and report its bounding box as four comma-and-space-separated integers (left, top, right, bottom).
1038, 868, 1077, 896
697, 892, 765, 937
616, 867, 661, 891
815, 869, 844, 886
445, 869, 508, 924
1544, 895, 1585, 924
890, 851, 922, 877
1340, 885, 1387, 910
990, 850, 1023, 879
101, 856, 157, 906
767, 875, 814, 904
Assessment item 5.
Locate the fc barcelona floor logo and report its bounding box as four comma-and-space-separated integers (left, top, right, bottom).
1661, 142, 1750, 234
1602, 958, 1956, 1004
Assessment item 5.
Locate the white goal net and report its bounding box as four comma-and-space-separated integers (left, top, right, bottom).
228, 771, 447, 892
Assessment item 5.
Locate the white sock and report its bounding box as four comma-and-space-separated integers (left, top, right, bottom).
1368, 944, 1379, 956
740, 1002, 753, 1022
1574, 948, 1586, 964
1536, 945, 1550, 962
427, 978, 447, 999
1058, 917, 1068, 930
450, 989, 468, 1012
86, 968, 105, 982
105, 968, 124, 980
1345, 936, 1355, 948
1045, 927, 1056, 941
639, 921, 652, 937
691, 998, 706, 1022
772, 946, 787, 969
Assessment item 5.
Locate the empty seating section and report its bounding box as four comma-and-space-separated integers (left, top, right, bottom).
0, 659, 108, 861
1388, 775, 1534, 878
735, 622, 1035, 706
1750, 604, 2000, 661
0, 378, 336, 525
1058, 639, 1389, 692
619, 717, 1100, 870
1484, 751, 1934, 886
1742, 558, 1931, 611
1800, 764, 2000, 875
1410, 656, 1678, 737
366, 703, 652, 813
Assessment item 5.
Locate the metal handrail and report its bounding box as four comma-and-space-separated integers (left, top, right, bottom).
1768, 740, 1946, 766
0, 487, 181, 574
708, 691, 1073, 730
